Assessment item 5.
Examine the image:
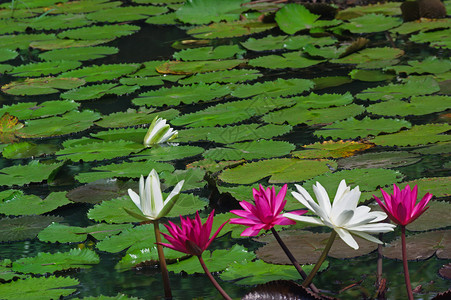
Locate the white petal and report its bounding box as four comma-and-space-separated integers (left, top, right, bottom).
159, 128, 176, 143
294, 184, 315, 203
350, 231, 384, 245
313, 182, 332, 215
333, 180, 350, 203
368, 211, 388, 223
142, 173, 153, 216
348, 223, 396, 233
333, 209, 354, 227
283, 214, 325, 226
128, 189, 142, 211
291, 191, 315, 212
150, 170, 163, 215
163, 180, 184, 207
335, 227, 359, 250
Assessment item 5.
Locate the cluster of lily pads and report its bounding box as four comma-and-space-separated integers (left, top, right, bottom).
0, 0, 450, 299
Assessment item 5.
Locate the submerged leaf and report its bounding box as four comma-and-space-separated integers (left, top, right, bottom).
0, 215, 63, 242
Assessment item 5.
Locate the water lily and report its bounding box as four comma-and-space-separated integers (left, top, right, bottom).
374, 184, 433, 300
159, 211, 231, 300
143, 116, 178, 146
127, 169, 184, 221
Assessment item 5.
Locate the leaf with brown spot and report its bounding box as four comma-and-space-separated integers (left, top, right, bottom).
292, 140, 374, 159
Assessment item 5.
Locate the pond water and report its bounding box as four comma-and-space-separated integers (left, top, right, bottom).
0, 0, 450, 299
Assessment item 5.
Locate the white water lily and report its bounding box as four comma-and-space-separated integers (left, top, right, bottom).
127, 169, 184, 221
284, 180, 396, 250
143, 116, 178, 146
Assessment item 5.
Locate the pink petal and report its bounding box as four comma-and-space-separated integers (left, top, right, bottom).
240, 223, 266, 236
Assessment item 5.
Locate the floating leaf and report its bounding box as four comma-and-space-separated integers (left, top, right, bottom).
390, 177, 450, 199
146, 11, 179, 25
312, 76, 352, 90
337, 151, 421, 170
231, 78, 314, 98
406, 201, 451, 232
410, 28, 451, 49
439, 264, 451, 280
12, 248, 99, 274
387, 56, 451, 75
0, 33, 56, 50
0, 49, 18, 62
61, 83, 139, 101
239, 279, 326, 297
0, 215, 63, 242
275, 4, 320, 34
39, 46, 119, 62
187, 20, 275, 39
31, 38, 113, 50
156, 59, 244, 75
1, 77, 85, 96
116, 246, 185, 271
249, 51, 324, 69
349, 69, 394, 82
292, 141, 373, 159
59, 64, 140, 82
87, 5, 168, 22
0, 100, 79, 120
95, 108, 179, 128
2, 142, 59, 159
370, 124, 451, 146
67, 178, 137, 204
339, 13, 402, 33
0, 161, 63, 187
315, 117, 412, 139
241, 35, 336, 52
303, 44, 348, 60
391, 19, 451, 35
356, 76, 440, 102
219, 158, 336, 184
58, 24, 140, 40
176, 0, 246, 24
38, 223, 133, 243
47, 0, 121, 14
367, 95, 451, 116
173, 45, 244, 61
412, 142, 451, 155
17, 110, 100, 138
0, 113, 24, 133
159, 168, 206, 191
96, 224, 156, 253
168, 244, 255, 274
0, 276, 79, 300
172, 96, 295, 127
120, 77, 164, 87
207, 123, 293, 144
331, 47, 404, 64
263, 104, 365, 126
204, 140, 295, 161
22, 13, 92, 31
131, 145, 204, 162
0, 192, 70, 216
336, 1, 401, 19
8, 61, 81, 77
178, 69, 261, 85
0, 259, 23, 281
383, 230, 450, 260
133, 83, 230, 107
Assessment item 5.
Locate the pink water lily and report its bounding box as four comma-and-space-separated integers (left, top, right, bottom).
374, 184, 433, 226
230, 184, 307, 236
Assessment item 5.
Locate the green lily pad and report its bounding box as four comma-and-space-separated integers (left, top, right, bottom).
336, 1, 401, 19
120, 77, 164, 87
412, 142, 451, 155
146, 11, 179, 25
75, 160, 174, 183
59, 63, 140, 82
171, 96, 295, 127
17, 110, 100, 138
90, 127, 147, 143
241, 35, 336, 52
38, 223, 133, 243
176, 0, 246, 24
231, 78, 314, 98
47, 0, 121, 14
383, 230, 450, 260
370, 124, 451, 146
263, 103, 365, 126
219, 158, 336, 184
349, 69, 395, 82
38, 46, 119, 62
67, 178, 137, 204
410, 28, 451, 49
338, 151, 421, 170
0, 161, 63, 187
254, 49, 326, 68
61, 84, 139, 101
367, 95, 451, 116
1, 77, 85, 96
178, 69, 262, 85
31, 38, 113, 50
339, 13, 402, 33
81, 294, 143, 300
312, 76, 352, 90
156, 59, 244, 75
331, 47, 404, 65
0, 215, 63, 242
207, 123, 293, 144
133, 83, 230, 107
0, 100, 79, 120
173, 45, 245, 61
292, 141, 374, 159
356, 76, 440, 102
256, 230, 377, 265
0, 33, 56, 50
21, 13, 93, 31
96, 224, 156, 253
399, 177, 450, 198
406, 201, 451, 232
187, 20, 275, 39
204, 140, 295, 161
0, 259, 24, 281
159, 168, 206, 191
187, 159, 244, 173
167, 244, 255, 274
274, 4, 320, 34
303, 44, 348, 60
391, 18, 451, 35
12, 248, 99, 274
0, 49, 18, 62
131, 145, 204, 162
2, 142, 59, 159
0, 0, 69, 9
315, 117, 412, 140
0, 192, 70, 216
58, 24, 140, 40
0, 276, 79, 300
95, 108, 179, 128
87, 5, 168, 22
56, 140, 143, 162
116, 245, 185, 271
388, 56, 451, 75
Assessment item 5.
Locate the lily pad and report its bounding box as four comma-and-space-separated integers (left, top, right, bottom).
370, 124, 451, 146
349, 69, 395, 82
0, 192, 70, 216
339, 13, 402, 33
410, 28, 451, 50
115, 246, 185, 271
38, 46, 119, 62
292, 141, 373, 159
8, 61, 81, 77
61, 84, 139, 101
133, 83, 230, 107
0, 276, 79, 300
367, 95, 451, 116
383, 230, 450, 260
0, 161, 63, 187
31, 38, 113, 50
337, 151, 421, 170
0, 100, 79, 120
187, 20, 275, 39
249, 52, 324, 69
231, 78, 314, 98
331, 47, 404, 65
275, 4, 320, 34
387, 56, 451, 75
87, 5, 168, 22
95, 108, 179, 128
156, 59, 244, 75
58, 24, 140, 40
131, 145, 204, 162
22, 13, 93, 31
219, 158, 336, 184
1, 77, 85, 96
67, 178, 137, 204
391, 19, 451, 35
120, 77, 164, 87
96, 224, 156, 253
13, 248, 99, 274
178, 69, 262, 85
203, 140, 295, 161
0, 49, 18, 62
315, 117, 412, 140
336, 2, 401, 19
207, 123, 293, 144
59, 64, 140, 82
173, 45, 245, 61
2, 142, 59, 159
397, 177, 451, 198
0, 215, 63, 242
0, 33, 56, 50
176, 0, 246, 24
241, 35, 336, 52
406, 201, 451, 232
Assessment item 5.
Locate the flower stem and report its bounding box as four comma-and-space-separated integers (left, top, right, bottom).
153, 220, 172, 299
270, 228, 320, 294
303, 230, 337, 288
197, 255, 232, 300
401, 226, 414, 300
